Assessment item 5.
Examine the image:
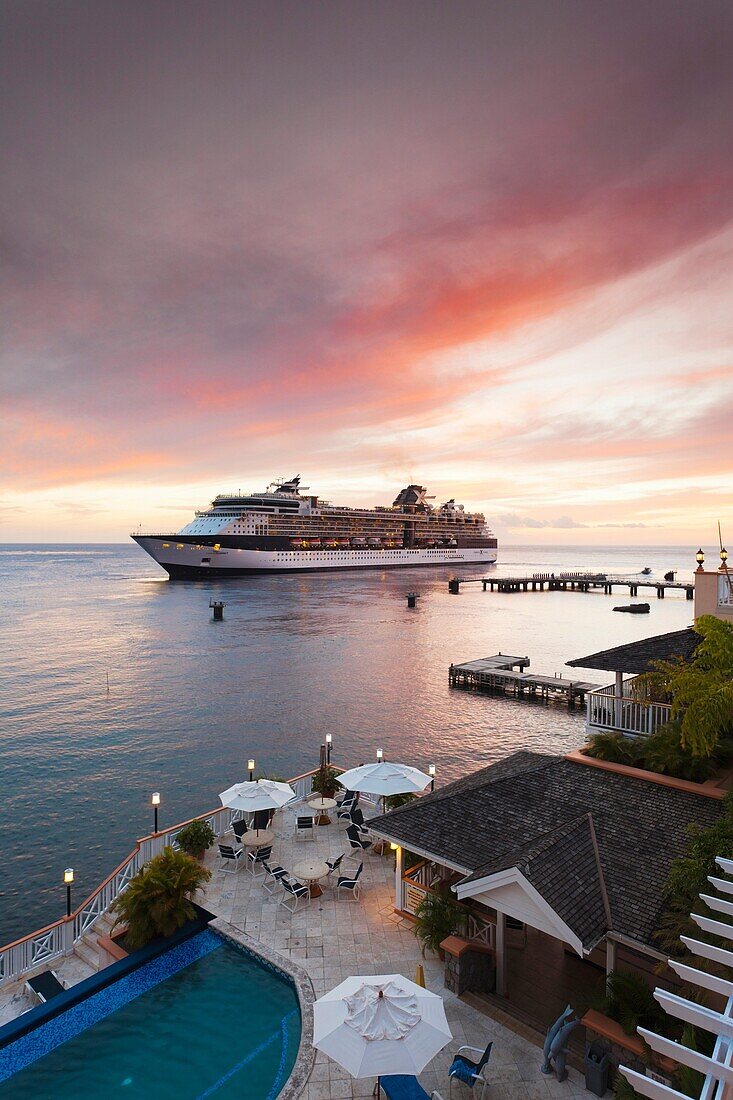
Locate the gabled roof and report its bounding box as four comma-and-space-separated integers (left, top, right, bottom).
370, 751, 722, 953
567, 627, 698, 674
461, 814, 611, 951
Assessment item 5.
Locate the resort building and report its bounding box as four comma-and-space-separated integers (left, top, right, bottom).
369, 749, 725, 1064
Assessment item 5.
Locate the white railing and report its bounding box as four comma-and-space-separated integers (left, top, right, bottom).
587, 683, 672, 737
719, 574, 733, 608
0, 762, 385, 988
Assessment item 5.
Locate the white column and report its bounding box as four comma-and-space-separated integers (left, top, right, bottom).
614, 670, 624, 729
394, 845, 404, 911
495, 910, 506, 997
606, 938, 617, 992
63, 916, 75, 957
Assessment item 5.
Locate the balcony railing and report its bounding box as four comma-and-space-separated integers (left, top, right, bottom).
586, 681, 672, 737
0, 761, 379, 988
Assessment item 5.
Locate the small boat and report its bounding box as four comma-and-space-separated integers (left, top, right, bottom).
614, 603, 651, 614
640, 567, 652, 575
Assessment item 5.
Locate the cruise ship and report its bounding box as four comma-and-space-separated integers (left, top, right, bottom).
132, 478, 498, 578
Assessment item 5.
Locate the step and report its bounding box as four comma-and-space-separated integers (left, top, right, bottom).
74, 938, 99, 972
94, 913, 116, 936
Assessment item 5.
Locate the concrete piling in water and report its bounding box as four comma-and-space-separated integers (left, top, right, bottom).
209, 599, 225, 621
406, 592, 419, 609
448, 578, 460, 594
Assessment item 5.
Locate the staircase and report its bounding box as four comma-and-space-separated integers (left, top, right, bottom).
72, 912, 117, 974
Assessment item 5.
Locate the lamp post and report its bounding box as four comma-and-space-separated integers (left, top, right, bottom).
376, 748, 383, 763
248, 758, 255, 783
64, 868, 74, 917
722, 547, 729, 567
152, 791, 160, 834
696, 548, 705, 571
326, 734, 332, 765
429, 763, 436, 792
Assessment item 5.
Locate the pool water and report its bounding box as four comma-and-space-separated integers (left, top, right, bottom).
0, 931, 300, 1099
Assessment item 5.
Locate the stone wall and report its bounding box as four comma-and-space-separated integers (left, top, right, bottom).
442, 937, 495, 995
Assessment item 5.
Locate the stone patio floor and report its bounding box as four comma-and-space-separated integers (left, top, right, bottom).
0, 804, 596, 1098
200, 807, 596, 1099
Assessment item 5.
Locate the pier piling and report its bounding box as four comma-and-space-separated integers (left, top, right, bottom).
209, 599, 225, 621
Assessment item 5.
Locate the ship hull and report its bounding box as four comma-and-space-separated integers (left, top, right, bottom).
133, 536, 497, 578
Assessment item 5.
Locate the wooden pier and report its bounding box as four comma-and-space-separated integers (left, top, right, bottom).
449, 571, 694, 599
449, 653, 600, 708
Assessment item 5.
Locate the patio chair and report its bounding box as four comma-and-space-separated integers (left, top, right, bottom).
247, 843, 274, 876
336, 862, 363, 900
325, 853, 345, 877
253, 808, 271, 831
279, 877, 311, 913
25, 969, 65, 1005
232, 819, 249, 842
447, 1041, 492, 1099
380, 1076, 445, 1100
349, 806, 365, 827
218, 843, 244, 873
337, 790, 357, 819
294, 814, 314, 840
346, 824, 372, 852
262, 860, 288, 895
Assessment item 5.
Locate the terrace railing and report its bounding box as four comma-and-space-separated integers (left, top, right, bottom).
0, 760, 378, 988
586, 681, 672, 738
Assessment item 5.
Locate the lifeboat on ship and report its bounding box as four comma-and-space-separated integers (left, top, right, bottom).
290, 539, 305, 548
325, 540, 339, 549
367, 537, 382, 548
309, 538, 321, 549
337, 539, 350, 548
352, 537, 367, 547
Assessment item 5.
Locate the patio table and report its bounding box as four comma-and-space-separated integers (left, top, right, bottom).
238, 828, 275, 848
307, 796, 337, 825
293, 858, 329, 898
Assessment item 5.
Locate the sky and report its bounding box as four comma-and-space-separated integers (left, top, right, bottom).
1, 0, 732, 545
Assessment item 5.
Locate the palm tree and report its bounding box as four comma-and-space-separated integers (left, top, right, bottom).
634, 615, 733, 759
111, 846, 211, 949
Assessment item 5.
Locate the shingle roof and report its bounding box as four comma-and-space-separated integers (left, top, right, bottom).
369, 751, 722, 952
464, 814, 611, 950
567, 627, 698, 674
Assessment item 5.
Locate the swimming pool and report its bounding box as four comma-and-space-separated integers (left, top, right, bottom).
0, 929, 301, 1099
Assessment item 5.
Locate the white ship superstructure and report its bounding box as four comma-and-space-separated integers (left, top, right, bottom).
132, 477, 498, 578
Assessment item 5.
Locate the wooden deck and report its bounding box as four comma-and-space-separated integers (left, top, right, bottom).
449, 654, 600, 707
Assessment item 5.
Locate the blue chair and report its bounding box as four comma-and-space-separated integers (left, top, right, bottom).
380, 1076, 445, 1100
448, 1042, 492, 1098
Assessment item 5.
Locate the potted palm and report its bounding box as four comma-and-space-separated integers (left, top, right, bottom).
412, 890, 463, 959
311, 764, 340, 799
110, 846, 211, 950
175, 819, 216, 860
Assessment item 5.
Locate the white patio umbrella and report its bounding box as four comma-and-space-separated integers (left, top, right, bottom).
219, 778, 296, 814
337, 762, 432, 797
313, 974, 451, 1091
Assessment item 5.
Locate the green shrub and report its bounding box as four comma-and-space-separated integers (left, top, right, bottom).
175, 819, 216, 858
655, 789, 733, 956
111, 847, 211, 949
311, 765, 341, 798
605, 970, 666, 1035
412, 891, 463, 957
586, 732, 643, 766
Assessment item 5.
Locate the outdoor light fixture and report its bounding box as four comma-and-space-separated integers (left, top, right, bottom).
326, 734, 332, 764
152, 791, 161, 833
248, 759, 255, 782
429, 763, 436, 792
64, 868, 74, 916
376, 748, 383, 762
390, 842, 399, 851
722, 547, 729, 566
696, 548, 705, 569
